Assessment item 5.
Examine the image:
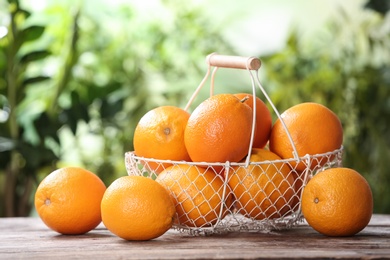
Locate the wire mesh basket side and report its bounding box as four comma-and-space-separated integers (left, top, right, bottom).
125, 146, 343, 235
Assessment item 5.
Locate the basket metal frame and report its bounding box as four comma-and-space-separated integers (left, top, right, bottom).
126, 54, 344, 235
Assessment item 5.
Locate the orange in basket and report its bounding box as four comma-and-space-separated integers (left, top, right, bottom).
228, 148, 295, 220
269, 102, 343, 172
184, 93, 252, 165
156, 164, 234, 228
289, 170, 308, 213
234, 93, 272, 149
133, 106, 191, 173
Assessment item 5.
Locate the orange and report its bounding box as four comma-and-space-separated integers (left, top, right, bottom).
234, 93, 272, 148
133, 106, 191, 173
184, 93, 252, 164
301, 167, 373, 236
101, 175, 175, 240
34, 167, 106, 235
269, 102, 343, 171
156, 164, 233, 227
289, 170, 309, 213
227, 148, 295, 220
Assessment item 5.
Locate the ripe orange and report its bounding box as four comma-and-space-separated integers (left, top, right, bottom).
34, 167, 106, 235
184, 93, 252, 164
133, 106, 191, 173
269, 102, 343, 171
228, 148, 295, 220
289, 170, 309, 213
301, 167, 373, 236
101, 175, 175, 240
156, 164, 233, 227
234, 93, 272, 148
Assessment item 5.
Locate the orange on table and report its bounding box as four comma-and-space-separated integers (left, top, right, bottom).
156, 164, 233, 227
101, 175, 175, 240
301, 167, 373, 236
227, 148, 295, 220
34, 167, 106, 235
234, 93, 272, 148
184, 93, 252, 164
269, 102, 343, 172
133, 106, 191, 174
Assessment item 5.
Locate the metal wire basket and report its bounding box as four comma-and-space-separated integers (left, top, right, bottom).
125, 54, 344, 236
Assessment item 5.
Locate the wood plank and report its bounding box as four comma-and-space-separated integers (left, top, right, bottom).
0, 215, 390, 259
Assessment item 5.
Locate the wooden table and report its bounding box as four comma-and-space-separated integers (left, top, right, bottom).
1, 215, 390, 259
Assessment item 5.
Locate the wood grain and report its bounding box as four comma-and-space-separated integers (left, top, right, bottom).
1, 215, 390, 259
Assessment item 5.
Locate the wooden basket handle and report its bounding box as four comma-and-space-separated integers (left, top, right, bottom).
206, 53, 261, 70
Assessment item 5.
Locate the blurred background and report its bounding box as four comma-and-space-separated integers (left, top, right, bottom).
0, 0, 389, 217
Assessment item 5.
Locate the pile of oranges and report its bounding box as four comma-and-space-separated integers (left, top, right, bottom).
130, 92, 373, 236
34, 91, 373, 240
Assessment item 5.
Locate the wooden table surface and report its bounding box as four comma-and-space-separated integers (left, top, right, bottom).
1, 214, 390, 259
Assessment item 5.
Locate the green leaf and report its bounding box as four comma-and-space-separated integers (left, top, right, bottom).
100, 98, 124, 119
58, 91, 90, 134
20, 50, 50, 64
71, 91, 90, 123
0, 137, 15, 152
19, 25, 45, 43
365, 0, 390, 15
0, 150, 11, 170
17, 140, 58, 169
33, 112, 61, 144
23, 76, 51, 85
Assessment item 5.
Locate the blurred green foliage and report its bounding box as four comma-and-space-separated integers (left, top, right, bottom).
0, 0, 389, 216
0, 0, 234, 216
263, 5, 390, 213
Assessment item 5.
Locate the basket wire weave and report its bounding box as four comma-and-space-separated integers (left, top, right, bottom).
125, 54, 344, 236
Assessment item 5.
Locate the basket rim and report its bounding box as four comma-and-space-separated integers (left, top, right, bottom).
125, 146, 343, 167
